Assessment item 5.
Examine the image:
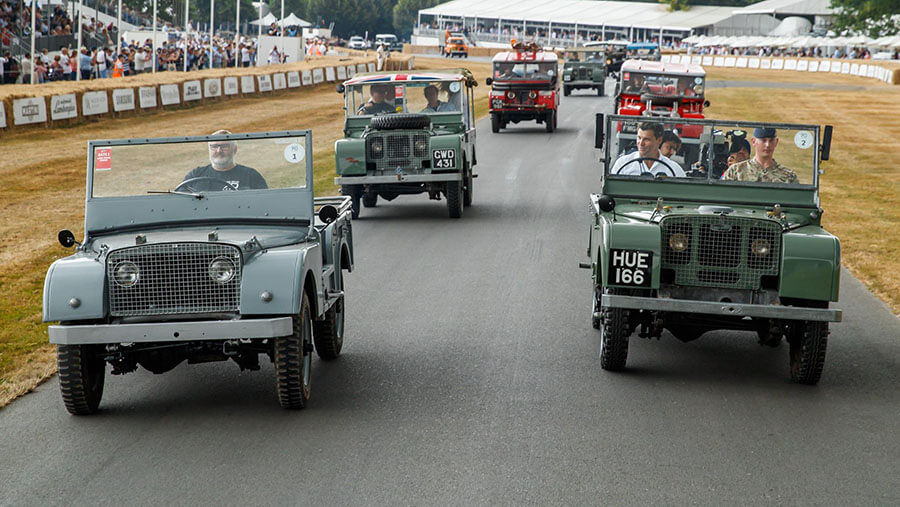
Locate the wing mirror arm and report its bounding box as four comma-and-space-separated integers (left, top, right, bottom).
594, 113, 605, 149
820, 125, 833, 161
58, 229, 81, 249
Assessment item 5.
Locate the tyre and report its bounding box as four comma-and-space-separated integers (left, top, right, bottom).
591, 287, 602, 329
545, 111, 556, 133
314, 268, 344, 360
370, 113, 430, 130
463, 169, 473, 207
563, 86, 570, 96
342, 186, 361, 219
362, 192, 377, 208
597, 85, 604, 96
446, 180, 463, 218
788, 320, 828, 385
57, 344, 105, 415
599, 288, 629, 371
275, 292, 313, 409
491, 113, 500, 133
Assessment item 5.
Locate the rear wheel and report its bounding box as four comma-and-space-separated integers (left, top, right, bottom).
446, 180, 463, 218
463, 169, 473, 207
491, 114, 500, 133
275, 293, 313, 409
597, 85, 604, 96
563, 86, 570, 96
599, 288, 629, 371
788, 320, 828, 385
57, 344, 105, 415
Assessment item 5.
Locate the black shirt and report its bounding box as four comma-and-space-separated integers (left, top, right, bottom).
360, 101, 396, 115
182, 164, 268, 191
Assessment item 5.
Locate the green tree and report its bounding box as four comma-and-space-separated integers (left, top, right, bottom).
659, 0, 690, 11
393, 0, 440, 35
306, 0, 395, 37
830, 0, 900, 38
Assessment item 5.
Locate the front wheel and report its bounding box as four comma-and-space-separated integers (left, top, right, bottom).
314, 269, 345, 360
342, 186, 361, 219
463, 169, 473, 207
57, 344, 105, 415
275, 293, 314, 408
599, 288, 629, 371
362, 191, 377, 208
446, 180, 463, 218
788, 320, 828, 385
545, 111, 556, 133
491, 113, 500, 133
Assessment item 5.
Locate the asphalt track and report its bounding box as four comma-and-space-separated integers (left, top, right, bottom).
2, 82, 899, 505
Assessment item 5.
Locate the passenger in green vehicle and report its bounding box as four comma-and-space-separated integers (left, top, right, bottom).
721, 128, 798, 183
420, 84, 456, 113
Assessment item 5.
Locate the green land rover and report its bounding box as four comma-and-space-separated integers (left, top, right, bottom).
587, 115, 841, 384
562, 47, 609, 96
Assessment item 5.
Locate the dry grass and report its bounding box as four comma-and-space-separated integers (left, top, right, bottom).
705, 85, 900, 316
0, 56, 492, 407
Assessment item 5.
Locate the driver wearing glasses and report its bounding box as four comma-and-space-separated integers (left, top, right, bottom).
610, 122, 685, 178
181, 130, 268, 191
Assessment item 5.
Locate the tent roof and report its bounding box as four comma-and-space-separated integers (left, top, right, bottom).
732, 0, 833, 16
250, 12, 278, 26
279, 13, 312, 27
419, 0, 737, 31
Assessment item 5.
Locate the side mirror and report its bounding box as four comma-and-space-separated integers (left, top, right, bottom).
58, 229, 78, 248
336, 84, 345, 94
704, 100, 710, 107
319, 204, 339, 224
598, 195, 616, 212
821, 125, 833, 161
594, 113, 605, 149
485, 77, 493, 86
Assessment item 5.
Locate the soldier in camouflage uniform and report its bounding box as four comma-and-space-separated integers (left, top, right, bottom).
721, 127, 798, 184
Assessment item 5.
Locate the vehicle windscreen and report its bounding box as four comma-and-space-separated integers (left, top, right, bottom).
348, 80, 463, 116
492, 62, 557, 80
626, 46, 660, 59
91, 134, 309, 198
621, 72, 705, 97
606, 117, 818, 187
565, 51, 605, 63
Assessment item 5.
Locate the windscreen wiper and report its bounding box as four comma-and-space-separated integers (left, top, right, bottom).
147, 189, 204, 199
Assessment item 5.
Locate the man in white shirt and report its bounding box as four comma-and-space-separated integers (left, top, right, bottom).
610, 122, 685, 177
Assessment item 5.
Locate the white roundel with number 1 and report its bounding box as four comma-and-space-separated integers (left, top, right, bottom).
284, 143, 304, 163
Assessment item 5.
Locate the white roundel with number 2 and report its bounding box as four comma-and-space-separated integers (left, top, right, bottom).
794, 131, 813, 150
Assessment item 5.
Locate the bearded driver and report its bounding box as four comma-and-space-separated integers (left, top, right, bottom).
610, 122, 685, 177
182, 130, 268, 191
721, 127, 798, 183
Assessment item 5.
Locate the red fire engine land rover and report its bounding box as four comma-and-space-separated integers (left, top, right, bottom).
614, 60, 710, 158
486, 42, 560, 133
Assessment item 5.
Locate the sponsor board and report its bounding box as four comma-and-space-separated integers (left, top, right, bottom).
691, 55, 701, 65
701, 56, 713, 66
347, 65, 356, 77
112, 88, 135, 112
819, 60, 831, 72
367, 63, 375, 72
224, 77, 239, 95
326, 66, 336, 81
337, 66, 347, 80
287, 71, 301, 88
724, 57, 735, 67
313, 68, 324, 84
273, 73, 286, 90
784, 59, 797, 70
736, 57, 748, 68
866, 65, 874, 78
258, 74, 273, 92
301, 70, 313, 86
204, 78, 222, 98
748, 58, 760, 69
808, 61, 819, 72
0, 102, 6, 128
850, 63, 859, 76
160, 84, 181, 105
760, 59, 771, 69
771, 59, 784, 70
183, 80, 202, 101
357, 63, 367, 73
797, 60, 808, 72
139, 86, 158, 108
14, 97, 48, 125
408, 57, 415, 70
82, 91, 109, 116
50, 94, 78, 120
241, 75, 255, 93
840, 62, 850, 74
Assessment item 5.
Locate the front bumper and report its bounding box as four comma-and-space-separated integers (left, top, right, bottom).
48, 317, 294, 345
565, 80, 602, 86
336, 172, 462, 185
601, 294, 842, 323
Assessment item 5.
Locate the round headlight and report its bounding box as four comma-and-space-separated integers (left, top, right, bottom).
209, 257, 236, 284
528, 90, 537, 99
371, 140, 383, 154
114, 261, 140, 287
414, 138, 428, 152
668, 233, 689, 252
506, 90, 516, 100
751, 238, 771, 257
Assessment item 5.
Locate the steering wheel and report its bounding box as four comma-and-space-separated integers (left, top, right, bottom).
175, 177, 239, 192
614, 157, 678, 178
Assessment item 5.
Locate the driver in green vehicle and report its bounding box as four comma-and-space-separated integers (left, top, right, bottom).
610, 122, 685, 177
182, 130, 268, 191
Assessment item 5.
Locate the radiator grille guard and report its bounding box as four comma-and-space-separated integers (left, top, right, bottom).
107, 242, 242, 317
660, 215, 781, 290
365, 132, 429, 171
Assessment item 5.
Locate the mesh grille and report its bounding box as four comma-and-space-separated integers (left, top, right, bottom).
365, 132, 430, 171
660, 215, 781, 290
107, 242, 242, 317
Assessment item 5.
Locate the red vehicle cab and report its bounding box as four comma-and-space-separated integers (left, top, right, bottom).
486, 42, 560, 133
614, 60, 710, 141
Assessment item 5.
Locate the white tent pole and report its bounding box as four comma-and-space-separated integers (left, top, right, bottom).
184, 0, 189, 72
601, 24, 604, 41
30, 0, 35, 84
279, 0, 283, 62
76, 0, 83, 80
152, 0, 157, 72
256, 0, 261, 38
235, 0, 240, 68
209, 0, 214, 68
116, 0, 121, 57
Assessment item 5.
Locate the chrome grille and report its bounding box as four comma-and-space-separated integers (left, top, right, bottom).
365, 132, 430, 171
660, 215, 781, 290
107, 242, 241, 317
